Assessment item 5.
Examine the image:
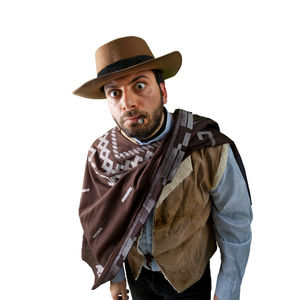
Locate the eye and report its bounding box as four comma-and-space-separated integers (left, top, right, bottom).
135, 82, 146, 91
109, 90, 120, 98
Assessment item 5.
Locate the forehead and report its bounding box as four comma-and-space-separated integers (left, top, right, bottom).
104, 70, 155, 89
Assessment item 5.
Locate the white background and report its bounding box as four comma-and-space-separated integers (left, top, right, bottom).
1, 0, 299, 299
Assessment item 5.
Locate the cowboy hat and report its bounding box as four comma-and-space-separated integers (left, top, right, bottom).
73, 36, 182, 99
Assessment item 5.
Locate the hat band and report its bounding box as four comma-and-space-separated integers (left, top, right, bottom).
97, 55, 154, 78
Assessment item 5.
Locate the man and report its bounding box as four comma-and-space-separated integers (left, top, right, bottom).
74, 36, 252, 300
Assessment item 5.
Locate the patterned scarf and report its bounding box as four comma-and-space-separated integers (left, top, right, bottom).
79, 109, 250, 289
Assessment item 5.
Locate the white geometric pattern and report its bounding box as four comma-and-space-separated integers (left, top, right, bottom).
88, 128, 161, 186
95, 264, 104, 278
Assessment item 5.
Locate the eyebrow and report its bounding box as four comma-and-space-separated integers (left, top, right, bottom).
104, 75, 148, 90
129, 75, 147, 84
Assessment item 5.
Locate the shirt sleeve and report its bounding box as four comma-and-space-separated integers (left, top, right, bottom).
210, 145, 253, 300
111, 264, 125, 283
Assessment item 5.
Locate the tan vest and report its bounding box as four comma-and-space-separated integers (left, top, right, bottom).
127, 144, 229, 293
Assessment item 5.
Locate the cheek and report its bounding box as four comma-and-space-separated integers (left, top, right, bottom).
107, 102, 120, 120
143, 88, 160, 107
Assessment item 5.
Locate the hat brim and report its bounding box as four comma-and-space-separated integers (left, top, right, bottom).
73, 51, 182, 99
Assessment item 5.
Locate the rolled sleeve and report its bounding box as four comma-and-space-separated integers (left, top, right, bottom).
210, 145, 253, 300
111, 265, 125, 283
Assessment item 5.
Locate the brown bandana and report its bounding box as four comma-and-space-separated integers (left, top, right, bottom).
79, 109, 250, 289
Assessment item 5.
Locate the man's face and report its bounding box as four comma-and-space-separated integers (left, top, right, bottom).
104, 70, 167, 139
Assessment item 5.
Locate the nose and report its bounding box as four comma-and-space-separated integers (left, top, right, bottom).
121, 88, 137, 111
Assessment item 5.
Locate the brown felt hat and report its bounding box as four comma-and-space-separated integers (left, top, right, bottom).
73, 36, 182, 99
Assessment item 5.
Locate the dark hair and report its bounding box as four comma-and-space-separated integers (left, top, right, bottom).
153, 69, 165, 85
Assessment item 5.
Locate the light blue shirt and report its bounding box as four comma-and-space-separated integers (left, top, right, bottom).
112, 112, 253, 300
210, 146, 252, 300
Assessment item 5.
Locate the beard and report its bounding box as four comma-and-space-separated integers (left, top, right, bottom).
114, 99, 164, 139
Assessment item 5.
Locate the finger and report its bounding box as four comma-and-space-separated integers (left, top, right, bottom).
112, 293, 121, 300
120, 291, 129, 300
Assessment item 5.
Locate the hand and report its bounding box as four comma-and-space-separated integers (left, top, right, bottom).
213, 294, 219, 300
110, 279, 129, 300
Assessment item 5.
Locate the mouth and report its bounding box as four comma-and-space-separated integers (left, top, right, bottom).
123, 115, 144, 125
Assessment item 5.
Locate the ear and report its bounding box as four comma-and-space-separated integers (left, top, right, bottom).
159, 82, 168, 105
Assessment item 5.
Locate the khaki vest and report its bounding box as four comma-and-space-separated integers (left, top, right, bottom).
127, 144, 228, 293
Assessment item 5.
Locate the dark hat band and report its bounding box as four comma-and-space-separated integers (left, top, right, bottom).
97, 55, 154, 78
